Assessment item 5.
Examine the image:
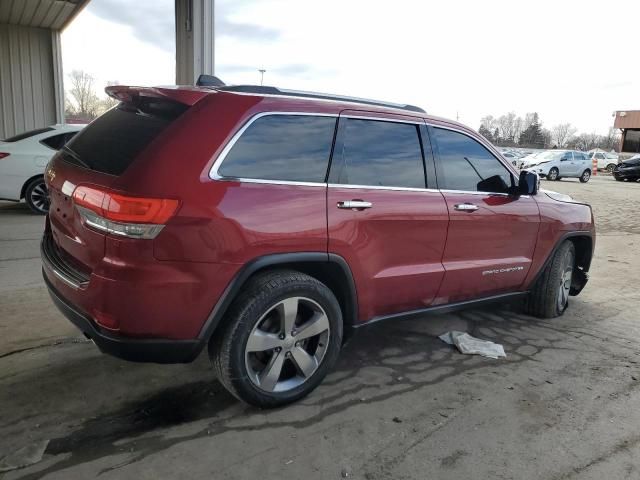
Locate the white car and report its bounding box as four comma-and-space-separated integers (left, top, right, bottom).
586, 151, 619, 172
522, 150, 592, 183
0, 124, 85, 213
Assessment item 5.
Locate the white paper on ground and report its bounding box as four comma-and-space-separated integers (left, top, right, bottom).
0, 440, 49, 472
438, 331, 506, 359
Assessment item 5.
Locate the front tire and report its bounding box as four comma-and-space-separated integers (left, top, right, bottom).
24, 177, 49, 214
548, 167, 559, 181
209, 270, 343, 408
525, 241, 575, 318
579, 169, 591, 183
606, 164, 616, 173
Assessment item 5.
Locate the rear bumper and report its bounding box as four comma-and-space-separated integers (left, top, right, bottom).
43, 270, 202, 363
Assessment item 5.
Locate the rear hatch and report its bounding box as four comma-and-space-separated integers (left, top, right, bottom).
45, 86, 207, 274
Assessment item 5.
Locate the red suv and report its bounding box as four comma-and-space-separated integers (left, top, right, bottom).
41, 81, 595, 407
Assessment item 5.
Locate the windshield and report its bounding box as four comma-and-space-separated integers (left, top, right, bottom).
537, 151, 567, 162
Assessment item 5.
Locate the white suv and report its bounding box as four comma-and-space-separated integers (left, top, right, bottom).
522, 150, 592, 183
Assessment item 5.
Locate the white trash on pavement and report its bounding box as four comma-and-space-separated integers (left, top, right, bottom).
439, 331, 506, 359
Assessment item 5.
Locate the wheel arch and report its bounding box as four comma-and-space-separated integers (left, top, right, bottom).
529, 232, 594, 296
197, 252, 359, 345
20, 174, 45, 199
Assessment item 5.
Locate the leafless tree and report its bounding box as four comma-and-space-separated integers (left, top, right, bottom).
551, 123, 577, 148
99, 80, 120, 113
66, 70, 101, 119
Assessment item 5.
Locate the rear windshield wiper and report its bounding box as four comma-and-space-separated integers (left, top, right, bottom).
61, 145, 91, 169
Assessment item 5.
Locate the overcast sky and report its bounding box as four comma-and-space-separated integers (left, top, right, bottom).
62, 0, 639, 134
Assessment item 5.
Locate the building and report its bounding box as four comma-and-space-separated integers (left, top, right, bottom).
613, 110, 640, 155
0, 0, 215, 139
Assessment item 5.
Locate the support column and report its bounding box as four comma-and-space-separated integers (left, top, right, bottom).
51, 30, 65, 124
175, 0, 215, 85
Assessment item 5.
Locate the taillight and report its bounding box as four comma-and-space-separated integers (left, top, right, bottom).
0, 152, 10, 160
72, 185, 179, 239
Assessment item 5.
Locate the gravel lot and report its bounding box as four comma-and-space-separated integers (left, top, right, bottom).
1, 175, 639, 480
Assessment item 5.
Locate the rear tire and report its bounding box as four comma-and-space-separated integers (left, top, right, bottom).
548, 167, 559, 181
525, 241, 575, 318
579, 169, 591, 183
24, 177, 49, 214
209, 270, 343, 408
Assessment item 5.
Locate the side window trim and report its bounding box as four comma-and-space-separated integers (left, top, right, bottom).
419, 123, 438, 190
327, 114, 429, 190
428, 123, 516, 194
210, 111, 339, 186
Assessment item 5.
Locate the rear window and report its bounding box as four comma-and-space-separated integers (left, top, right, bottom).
61, 98, 188, 175
3, 127, 54, 142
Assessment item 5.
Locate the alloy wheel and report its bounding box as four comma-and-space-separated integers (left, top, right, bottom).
582, 170, 591, 182
244, 296, 330, 393
29, 182, 49, 213
557, 256, 573, 312
548, 168, 558, 181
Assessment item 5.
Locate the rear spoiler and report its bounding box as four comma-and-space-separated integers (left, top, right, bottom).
105, 85, 211, 106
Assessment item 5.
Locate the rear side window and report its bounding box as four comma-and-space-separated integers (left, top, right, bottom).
574, 152, 585, 161
41, 132, 77, 151
3, 127, 54, 142
433, 127, 513, 193
62, 99, 188, 175
218, 114, 336, 182
331, 118, 425, 188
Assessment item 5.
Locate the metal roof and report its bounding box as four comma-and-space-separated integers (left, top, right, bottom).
0, 0, 90, 30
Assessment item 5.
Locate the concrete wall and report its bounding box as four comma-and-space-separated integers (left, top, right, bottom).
0, 24, 60, 139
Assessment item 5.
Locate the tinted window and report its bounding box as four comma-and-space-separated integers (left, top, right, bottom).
333, 119, 425, 188
3, 127, 54, 142
62, 99, 188, 175
594, 153, 604, 159
433, 127, 513, 193
219, 115, 336, 182
41, 132, 77, 151
574, 152, 585, 161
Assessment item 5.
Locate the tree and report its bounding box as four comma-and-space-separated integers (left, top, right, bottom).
478, 125, 494, 143
99, 80, 120, 113
519, 121, 546, 148
66, 70, 101, 119
550, 123, 577, 148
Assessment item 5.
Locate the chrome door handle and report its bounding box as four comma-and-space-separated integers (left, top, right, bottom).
337, 200, 373, 210
454, 203, 479, 212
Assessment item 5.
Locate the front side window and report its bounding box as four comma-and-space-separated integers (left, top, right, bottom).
41, 132, 78, 151
432, 127, 513, 193
218, 114, 336, 183
332, 118, 425, 188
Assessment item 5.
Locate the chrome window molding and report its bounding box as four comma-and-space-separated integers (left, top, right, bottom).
209, 111, 338, 182
328, 183, 439, 193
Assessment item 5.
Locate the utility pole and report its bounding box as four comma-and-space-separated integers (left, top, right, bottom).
258, 69, 266, 86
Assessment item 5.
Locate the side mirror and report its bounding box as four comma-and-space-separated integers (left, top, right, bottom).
516, 170, 539, 195
560, 156, 570, 161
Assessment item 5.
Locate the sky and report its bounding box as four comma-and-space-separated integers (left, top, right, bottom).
61, 0, 640, 135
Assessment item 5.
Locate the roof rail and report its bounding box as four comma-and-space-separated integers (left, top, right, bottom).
216, 85, 426, 114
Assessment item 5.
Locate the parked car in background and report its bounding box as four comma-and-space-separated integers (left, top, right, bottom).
41, 82, 595, 407
613, 155, 640, 182
522, 150, 592, 182
586, 151, 619, 172
501, 150, 520, 166
517, 151, 543, 169
0, 124, 85, 213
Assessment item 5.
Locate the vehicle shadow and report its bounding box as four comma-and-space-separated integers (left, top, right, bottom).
7, 298, 619, 479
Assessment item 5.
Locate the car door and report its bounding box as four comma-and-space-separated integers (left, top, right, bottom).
327, 112, 449, 321
558, 151, 574, 176
573, 151, 588, 175
429, 125, 540, 304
